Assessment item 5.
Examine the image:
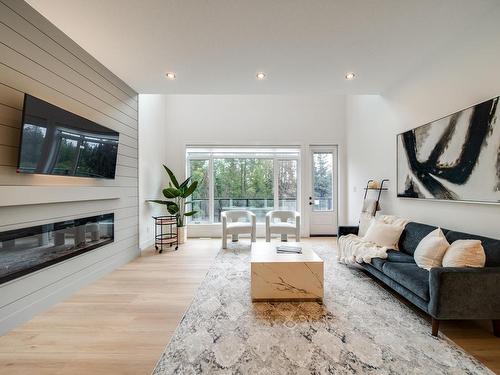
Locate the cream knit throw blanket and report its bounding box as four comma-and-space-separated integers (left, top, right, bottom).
338, 215, 409, 265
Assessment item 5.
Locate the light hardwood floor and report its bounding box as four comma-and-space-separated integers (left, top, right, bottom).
0, 239, 220, 375
0, 238, 498, 374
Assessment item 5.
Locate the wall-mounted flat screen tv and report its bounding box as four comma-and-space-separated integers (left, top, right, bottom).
17, 95, 119, 179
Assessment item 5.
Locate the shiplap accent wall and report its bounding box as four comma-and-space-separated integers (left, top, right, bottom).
0, 0, 139, 334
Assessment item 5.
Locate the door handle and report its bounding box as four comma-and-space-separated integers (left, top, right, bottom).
309, 202, 313, 205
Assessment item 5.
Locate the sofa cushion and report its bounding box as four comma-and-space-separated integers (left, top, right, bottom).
445, 231, 500, 267
370, 250, 414, 272
398, 222, 449, 256
382, 262, 430, 300
386, 249, 415, 263
362, 264, 430, 313
370, 258, 386, 272
269, 222, 295, 229
226, 222, 252, 234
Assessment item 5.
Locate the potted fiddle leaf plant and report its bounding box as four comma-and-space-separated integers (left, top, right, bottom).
148, 165, 198, 244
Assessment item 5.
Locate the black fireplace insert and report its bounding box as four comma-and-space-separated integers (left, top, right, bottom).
0, 213, 114, 284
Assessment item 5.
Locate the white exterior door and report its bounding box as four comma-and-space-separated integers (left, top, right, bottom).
309, 146, 338, 235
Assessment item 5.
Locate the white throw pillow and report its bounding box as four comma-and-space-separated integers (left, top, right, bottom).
375, 215, 410, 249
363, 220, 405, 248
442, 240, 486, 268
358, 212, 374, 237
413, 228, 450, 270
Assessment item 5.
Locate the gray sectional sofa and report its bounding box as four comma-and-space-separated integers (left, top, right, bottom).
358, 222, 500, 336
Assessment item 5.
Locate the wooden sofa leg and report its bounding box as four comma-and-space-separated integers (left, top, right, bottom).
431, 318, 440, 337
493, 320, 500, 337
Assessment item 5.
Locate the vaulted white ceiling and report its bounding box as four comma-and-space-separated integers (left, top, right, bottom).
27, 0, 499, 94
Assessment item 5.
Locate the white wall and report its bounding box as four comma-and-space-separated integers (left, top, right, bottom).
139, 6, 500, 243
346, 6, 500, 238
138, 95, 169, 249
0, 0, 139, 334
346, 95, 395, 223
139, 94, 347, 242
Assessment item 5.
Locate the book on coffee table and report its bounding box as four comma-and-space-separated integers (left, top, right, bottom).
276, 245, 302, 254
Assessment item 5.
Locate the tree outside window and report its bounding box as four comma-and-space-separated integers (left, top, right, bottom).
188, 160, 210, 222
313, 152, 333, 211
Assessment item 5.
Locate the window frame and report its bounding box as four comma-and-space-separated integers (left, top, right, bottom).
186, 147, 301, 224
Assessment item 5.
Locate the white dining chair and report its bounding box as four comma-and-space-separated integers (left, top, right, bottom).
265, 210, 300, 242
221, 210, 256, 249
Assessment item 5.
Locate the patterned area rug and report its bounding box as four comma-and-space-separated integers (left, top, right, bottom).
152, 243, 492, 374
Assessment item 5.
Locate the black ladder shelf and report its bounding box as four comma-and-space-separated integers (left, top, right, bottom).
363, 178, 389, 212
338, 179, 389, 236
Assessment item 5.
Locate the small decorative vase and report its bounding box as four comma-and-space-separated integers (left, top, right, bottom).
178, 226, 187, 244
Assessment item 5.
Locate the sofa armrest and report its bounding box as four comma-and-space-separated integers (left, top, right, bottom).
338, 226, 359, 237
221, 212, 227, 229
428, 267, 500, 319
295, 213, 301, 239
249, 211, 256, 225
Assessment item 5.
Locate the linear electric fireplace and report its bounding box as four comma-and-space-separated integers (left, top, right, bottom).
0, 213, 114, 284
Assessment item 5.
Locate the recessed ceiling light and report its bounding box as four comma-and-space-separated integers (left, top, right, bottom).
165, 72, 176, 80
256, 72, 266, 80
345, 72, 356, 80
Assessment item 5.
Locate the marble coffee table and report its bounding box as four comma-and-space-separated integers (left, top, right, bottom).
250, 242, 324, 302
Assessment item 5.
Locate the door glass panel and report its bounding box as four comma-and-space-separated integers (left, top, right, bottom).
278, 159, 297, 211
312, 152, 333, 211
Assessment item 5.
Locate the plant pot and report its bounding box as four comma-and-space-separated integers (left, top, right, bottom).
178, 226, 187, 244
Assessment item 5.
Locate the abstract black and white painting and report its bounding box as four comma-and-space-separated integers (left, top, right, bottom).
397, 97, 500, 203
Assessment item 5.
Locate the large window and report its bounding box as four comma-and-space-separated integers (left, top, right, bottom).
187, 147, 300, 223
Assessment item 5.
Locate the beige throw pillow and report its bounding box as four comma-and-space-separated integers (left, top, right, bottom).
375, 215, 410, 249
414, 228, 450, 270
363, 220, 405, 248
358, 212, 374, 237
442, 240, 486, 268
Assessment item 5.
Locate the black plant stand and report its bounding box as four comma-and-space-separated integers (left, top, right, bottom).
153, 215, 178, 253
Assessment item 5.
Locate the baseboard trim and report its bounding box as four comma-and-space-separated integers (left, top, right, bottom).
140, 238, 155, 251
